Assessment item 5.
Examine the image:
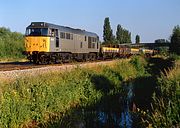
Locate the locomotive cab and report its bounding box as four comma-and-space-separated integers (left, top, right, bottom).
25, 22, 60, 63
25, 27, 60, 53
25, 27, 50, 52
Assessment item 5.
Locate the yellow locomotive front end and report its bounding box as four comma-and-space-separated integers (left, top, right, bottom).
25, 36, 50, 53
25, 25, 51, 63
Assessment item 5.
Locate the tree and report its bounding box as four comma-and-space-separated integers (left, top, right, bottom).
116, 24, 123, 44
116, 24, 131, 44
124, 30, 131, 44
103, 17, 114, 44
135, 35, 140, 44
170, 25, 180, 55
0, 27, 24, 58
155, 39, 169, 43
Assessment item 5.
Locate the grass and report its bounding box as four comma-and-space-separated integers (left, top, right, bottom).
0, 56, 147, 127
136, 56, 180, 128
0, 58, 28, 63
1, 54, 178, 127
149, 59, 180, 127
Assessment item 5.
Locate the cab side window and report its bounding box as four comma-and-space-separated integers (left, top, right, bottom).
51, 29, 55, 37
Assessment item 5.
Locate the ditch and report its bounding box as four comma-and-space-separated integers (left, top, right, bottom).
46, 57, 174, 128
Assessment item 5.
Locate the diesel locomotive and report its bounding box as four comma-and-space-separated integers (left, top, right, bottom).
24, 22, 155, 64
25, 22, 100, 64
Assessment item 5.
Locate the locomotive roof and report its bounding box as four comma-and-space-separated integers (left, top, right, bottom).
27, 22, 98, 37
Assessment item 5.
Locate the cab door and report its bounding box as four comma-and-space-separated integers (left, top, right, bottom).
55, 29, 60, 51
50, 29, 60, 52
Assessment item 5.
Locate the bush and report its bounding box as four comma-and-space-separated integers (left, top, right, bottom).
130, 56, 147, 76
0, 27, 25, 59
169, 53, 180, 61
141, 59, 180, 127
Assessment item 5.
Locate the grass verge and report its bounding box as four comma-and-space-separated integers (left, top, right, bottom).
0, 57, 147, 127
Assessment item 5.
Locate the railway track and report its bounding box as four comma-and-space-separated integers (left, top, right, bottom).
0, 62, 43, 71
0, 60, 118, 82
0, 59, 113, 72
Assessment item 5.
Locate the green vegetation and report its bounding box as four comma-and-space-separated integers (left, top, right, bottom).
0, 57, 147, 127
135, 56, 180, 128
149, 58, 180, 127
135, 35, 140, 44
103, 17, 114, 44
156, 47, 169, 56
170, 25, 180, 55
149, 60, 180, 127
154, 39, 169, 44
0, 51, 179, 127
0, 27, 25, 61
130, 55, 147, 76
116, 24, 131, 44
103, 17, 131, 44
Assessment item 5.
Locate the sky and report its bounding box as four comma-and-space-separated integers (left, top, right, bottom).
0, 0, 180, 43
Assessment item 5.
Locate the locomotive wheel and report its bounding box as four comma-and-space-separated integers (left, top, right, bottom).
90, 53, 96, 61
67, 53, 73, 62
49, 56, 56, 64
84, 54, 90, 61
55, 55, 63, 64
39, 55, 48, 65
32, 57, 39, 64
57, 58, 63, 64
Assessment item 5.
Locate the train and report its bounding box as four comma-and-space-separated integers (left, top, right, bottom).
24, 22, 155, 64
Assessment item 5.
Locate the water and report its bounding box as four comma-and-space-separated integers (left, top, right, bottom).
52, 82, 135, 128
97, 82, 134, 128
120, 83, 133, 127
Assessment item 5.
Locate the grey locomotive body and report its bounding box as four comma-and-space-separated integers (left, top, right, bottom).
25, 22, 100, 64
